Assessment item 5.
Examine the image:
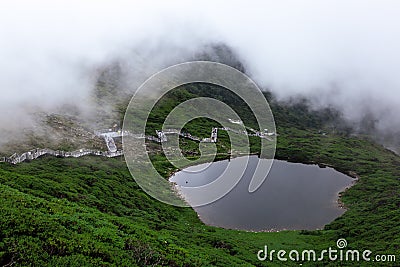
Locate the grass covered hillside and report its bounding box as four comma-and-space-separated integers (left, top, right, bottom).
0, 83, 399, 266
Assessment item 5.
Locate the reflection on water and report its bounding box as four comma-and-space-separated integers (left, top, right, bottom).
170, 156, 355, 231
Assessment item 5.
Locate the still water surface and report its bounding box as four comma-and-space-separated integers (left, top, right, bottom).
170, 156, 354, 231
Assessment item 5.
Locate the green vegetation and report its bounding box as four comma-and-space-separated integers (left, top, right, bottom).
0, 83, 399, 266
0, 156, 315, 266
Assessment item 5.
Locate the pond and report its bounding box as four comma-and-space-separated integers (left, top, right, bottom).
170, 156, 355, 231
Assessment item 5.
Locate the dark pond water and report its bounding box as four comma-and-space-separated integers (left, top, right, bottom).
170, 156, 355, 231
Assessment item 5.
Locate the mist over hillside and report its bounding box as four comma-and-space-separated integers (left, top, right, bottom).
1, 1, 399, 153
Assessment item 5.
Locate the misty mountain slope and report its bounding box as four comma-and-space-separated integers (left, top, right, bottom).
0, 44, 250, 158
2, 41, 397, 158
0, 113, 106, 156
0, 84, 399, 266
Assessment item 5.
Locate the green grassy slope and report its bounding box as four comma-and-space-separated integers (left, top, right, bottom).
0, 157, 314, 266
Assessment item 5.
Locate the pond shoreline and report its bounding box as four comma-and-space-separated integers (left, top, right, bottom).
168, 155, 358, 232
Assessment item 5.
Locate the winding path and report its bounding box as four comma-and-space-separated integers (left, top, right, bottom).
1, 125, 275, 165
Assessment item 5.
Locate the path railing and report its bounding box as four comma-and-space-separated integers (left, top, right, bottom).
0, 148, 123, 165
1, 125, 275, 165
